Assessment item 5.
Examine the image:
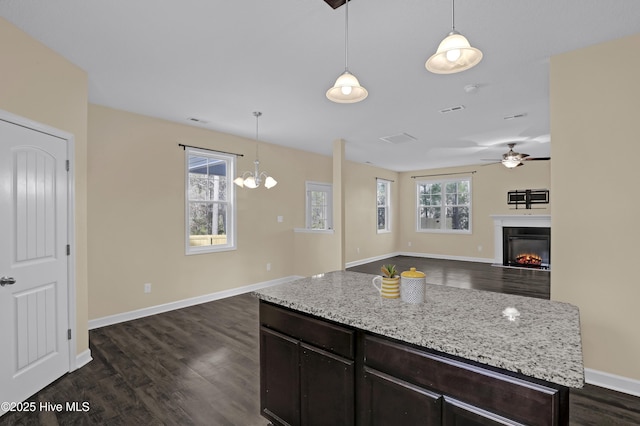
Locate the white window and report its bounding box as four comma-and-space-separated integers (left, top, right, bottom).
417, 178, 471, 233
185, 148, 236, 254
306, 182, 333, 230
377, 179, 391, 233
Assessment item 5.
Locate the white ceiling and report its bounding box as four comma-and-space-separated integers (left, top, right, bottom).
2, 0, 639, 171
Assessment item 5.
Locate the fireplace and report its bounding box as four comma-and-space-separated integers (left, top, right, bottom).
491, 215, 551, 270
503, 227, 550, 269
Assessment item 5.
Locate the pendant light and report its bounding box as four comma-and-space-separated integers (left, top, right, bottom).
426, 0, 482, 74
233, 112, 277, 189
326, 0, 368, 103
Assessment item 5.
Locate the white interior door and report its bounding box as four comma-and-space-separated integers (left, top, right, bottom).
0, 118, 70, 416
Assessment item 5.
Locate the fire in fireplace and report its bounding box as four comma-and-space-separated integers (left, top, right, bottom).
503, 227, 550, 269
515, 253, 543, 266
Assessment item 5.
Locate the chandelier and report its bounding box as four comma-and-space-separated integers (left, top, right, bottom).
233, 112, 277, 189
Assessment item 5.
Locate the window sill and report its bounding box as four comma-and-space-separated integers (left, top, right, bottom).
294, 228, 334, 235
186, 245, 237, 255
377, 229, 392, 234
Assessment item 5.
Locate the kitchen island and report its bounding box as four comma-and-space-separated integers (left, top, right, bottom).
254, 270, 584, 426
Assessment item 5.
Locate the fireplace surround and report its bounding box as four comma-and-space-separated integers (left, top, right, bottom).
492, 215, 551, 270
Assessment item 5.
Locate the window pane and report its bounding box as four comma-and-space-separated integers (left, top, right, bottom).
419, 207, 441, 229
378, 207, 386, 230
446, 193, 458, 205
189, 174, 209, 200
445, 206, 469, 230
188, 202, 228, 247
188, 157, 228, 202
419, 183, 442, 206
377, 182, 386, 206
445, 182, 457, 193
311, 206, 326, 229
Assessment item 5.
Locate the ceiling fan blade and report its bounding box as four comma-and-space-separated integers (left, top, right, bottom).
523, 157, 551, 161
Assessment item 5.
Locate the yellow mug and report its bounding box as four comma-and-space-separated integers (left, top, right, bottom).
372, 275, 400, 299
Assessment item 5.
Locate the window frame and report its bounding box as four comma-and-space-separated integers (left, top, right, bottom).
376, 178, 391, 234
416, 177, 472, 234
185, 147, 237, 255
305, 181, 333, 231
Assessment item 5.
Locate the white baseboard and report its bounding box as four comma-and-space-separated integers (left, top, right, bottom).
88, 275, 302, 330
346, 252, 494, 269
345, 252, 401, 268
585, 368, 640, 397
73, 349, 93, 371
400, 251, 495, 264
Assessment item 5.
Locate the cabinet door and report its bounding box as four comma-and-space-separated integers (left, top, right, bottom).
261, 326, 300, 426
360, 367, 442, 426
300, 343, 355, 426
443, 397, 525, 426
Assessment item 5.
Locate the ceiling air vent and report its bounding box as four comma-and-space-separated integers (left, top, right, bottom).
188, 117, 209, 124
503, 113, 527, 120
379, 132, 417, 144
439, 105, 465, 114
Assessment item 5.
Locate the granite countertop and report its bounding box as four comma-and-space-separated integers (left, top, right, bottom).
254, 270, 584, 388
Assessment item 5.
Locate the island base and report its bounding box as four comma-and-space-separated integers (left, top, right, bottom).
259, 300, 569, 426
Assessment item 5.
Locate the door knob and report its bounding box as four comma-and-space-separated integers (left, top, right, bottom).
0, 276, 16, 287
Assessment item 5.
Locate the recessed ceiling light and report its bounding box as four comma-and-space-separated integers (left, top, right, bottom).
380, 132, 417, 144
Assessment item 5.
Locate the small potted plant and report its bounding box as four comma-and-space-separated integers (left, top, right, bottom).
376, 264, 400, 298
381, 264, 398, 279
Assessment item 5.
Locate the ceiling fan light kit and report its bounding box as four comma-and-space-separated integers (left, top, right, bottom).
327, 0, 368, 103
426, 0, 482, 74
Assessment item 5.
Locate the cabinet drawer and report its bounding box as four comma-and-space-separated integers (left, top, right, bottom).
260, 301, 354, 359
364, 335, 563, 426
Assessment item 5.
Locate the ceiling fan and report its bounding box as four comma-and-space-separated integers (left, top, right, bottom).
485, 143, 550, 168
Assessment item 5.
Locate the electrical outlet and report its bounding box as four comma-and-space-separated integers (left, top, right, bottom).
356, 247, 360, 254
266, 263, 271, 271
277, 216, 283, 223
408, 241, 412, 247
144, 283, 152, 293
478, 245, 483, 252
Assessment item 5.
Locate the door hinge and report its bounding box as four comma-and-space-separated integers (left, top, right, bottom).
67, 244, 70, 256
66, 160, 70, 171
67, 329, 72, 340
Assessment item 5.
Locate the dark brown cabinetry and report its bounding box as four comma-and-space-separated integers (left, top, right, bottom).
361, 366, 442, 425
259, 301, 569, 426
260, 302, 355, 426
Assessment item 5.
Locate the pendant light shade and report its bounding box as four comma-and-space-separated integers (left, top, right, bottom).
426, 0, 482, 74
326, 71, 368, 103
326, 0, 368, 103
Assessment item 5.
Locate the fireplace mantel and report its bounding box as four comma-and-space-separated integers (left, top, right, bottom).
491, 215, 551, 266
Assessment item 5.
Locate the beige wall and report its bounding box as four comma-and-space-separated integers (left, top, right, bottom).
550, 33, 640, 380
397, 162, 551, 260
344, 161, 399, 263
88, 105, 338, 319
0, 18, 89, 356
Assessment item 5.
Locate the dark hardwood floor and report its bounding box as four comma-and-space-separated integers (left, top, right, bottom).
348, 255, 551, 299
2, 256, 638, 425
